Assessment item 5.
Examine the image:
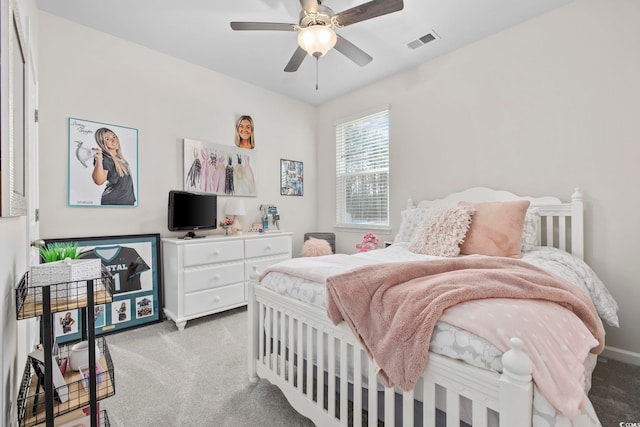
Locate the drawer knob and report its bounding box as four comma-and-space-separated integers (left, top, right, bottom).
213, 250, 220, 256
265, 245, 272, 250
213, 274, 221, 280
213, 296, 221, 303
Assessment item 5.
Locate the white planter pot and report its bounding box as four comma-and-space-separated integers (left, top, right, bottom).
68, 341, 101, 371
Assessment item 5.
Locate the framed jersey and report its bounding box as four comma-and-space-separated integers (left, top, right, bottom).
44, 233, 162, 343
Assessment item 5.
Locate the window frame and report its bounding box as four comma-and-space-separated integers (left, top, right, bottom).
334, 105, 390, 231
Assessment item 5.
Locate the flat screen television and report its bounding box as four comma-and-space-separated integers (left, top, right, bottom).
168, 190, 217, 238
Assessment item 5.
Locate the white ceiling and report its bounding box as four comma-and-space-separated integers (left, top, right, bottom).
36, 0, 573, 106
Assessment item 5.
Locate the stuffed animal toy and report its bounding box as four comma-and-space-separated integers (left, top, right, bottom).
301, 237, 332, 257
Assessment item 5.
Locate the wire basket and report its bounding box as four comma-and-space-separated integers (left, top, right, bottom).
16, 336, 116, 427
16, 265, 113, 320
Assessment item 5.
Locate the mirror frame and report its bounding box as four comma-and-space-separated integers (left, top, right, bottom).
1, 3, 27, 217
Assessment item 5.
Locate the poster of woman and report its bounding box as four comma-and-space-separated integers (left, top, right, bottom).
68, 117, 139, 207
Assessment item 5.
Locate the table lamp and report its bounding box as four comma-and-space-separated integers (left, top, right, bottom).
225, 199, 246, 235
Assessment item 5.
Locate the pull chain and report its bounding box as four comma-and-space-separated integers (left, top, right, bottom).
314, 53, 320, 90
313, 52, 322, 90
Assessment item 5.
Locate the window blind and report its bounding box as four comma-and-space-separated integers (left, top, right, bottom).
335, 107, 389, 227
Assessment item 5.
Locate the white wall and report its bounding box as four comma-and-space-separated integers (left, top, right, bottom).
0, 0, 37, 423
37, 13, 317, 257
317, 0, 640, 359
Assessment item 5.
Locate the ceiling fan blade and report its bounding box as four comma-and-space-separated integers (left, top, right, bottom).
300, 0, 319, 14
230, 22, 297, 31
334, 35, 372, 67
284, 46, 307, 72
334, 0, 404, 27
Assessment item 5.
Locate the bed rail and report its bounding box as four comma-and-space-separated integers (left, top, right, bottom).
248, 273, 534, 426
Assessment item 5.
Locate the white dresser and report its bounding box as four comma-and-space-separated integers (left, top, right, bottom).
162, 232, 292, 330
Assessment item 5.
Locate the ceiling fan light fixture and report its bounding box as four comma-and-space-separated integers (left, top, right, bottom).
297, 25, 337, 57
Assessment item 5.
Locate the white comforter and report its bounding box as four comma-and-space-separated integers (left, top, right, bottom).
260, 244, 618, 427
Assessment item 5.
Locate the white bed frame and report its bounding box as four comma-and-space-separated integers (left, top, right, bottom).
248, 187, 584, 427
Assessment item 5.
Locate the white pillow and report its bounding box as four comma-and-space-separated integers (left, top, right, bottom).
393, 208, 430, 244
408, 206, 476, 257
521, 208, 540, 252
523, 247, 620, 327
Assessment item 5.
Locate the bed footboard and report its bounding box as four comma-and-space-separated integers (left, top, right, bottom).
248, 275, 533, 426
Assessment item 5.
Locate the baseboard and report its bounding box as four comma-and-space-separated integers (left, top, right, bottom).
599, 345, 640, 366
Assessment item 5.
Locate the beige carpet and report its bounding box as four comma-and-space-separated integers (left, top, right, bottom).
101, 307, 313, 426
101, 307, 638, 427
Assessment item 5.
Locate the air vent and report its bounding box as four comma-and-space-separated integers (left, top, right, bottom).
405, 31, 440, 50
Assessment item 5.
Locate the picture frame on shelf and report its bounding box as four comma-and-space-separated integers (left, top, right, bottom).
43, 234, 162, 341
280, 159, 303, 196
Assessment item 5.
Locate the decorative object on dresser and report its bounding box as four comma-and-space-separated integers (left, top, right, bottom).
224, 198, 246, 235
249, 187, 618, 427
220, 217, 234, 236
42, 234, 163, 342
162, 232, 292, 330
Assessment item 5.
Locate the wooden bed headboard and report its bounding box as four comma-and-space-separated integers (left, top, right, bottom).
409, 187, 584, 259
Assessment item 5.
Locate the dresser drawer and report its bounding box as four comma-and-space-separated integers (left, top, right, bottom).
245, 236, 291, 259
245, 255, 291, 279
183, 240, 244, 267
183, 262, 244, 293
183, 283, 245, 317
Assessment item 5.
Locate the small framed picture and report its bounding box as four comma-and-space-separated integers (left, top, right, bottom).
94, 304, 106, 328
112, 300, 131, 324
135, 295, 154, 319
280, 159, 303, 196
54, 310, 80, 338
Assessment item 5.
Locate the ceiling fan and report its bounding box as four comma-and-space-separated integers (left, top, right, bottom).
230, 0, 404, 73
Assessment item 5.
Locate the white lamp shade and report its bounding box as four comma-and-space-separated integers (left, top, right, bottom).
225, 199, 246, 216
297, 25, 337, 57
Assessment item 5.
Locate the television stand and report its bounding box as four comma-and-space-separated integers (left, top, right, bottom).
181, 231, 205, 239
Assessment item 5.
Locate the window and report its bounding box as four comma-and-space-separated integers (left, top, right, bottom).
335, 106, 389, 228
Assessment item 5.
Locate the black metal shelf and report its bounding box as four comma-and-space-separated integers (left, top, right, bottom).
16, 337, 115, 427
15, 265, 115, 427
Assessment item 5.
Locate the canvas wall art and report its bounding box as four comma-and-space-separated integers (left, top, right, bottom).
68, 118, 139, 207
183, 138, 256, 196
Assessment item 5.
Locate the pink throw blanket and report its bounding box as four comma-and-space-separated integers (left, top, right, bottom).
325, 255, 605, 418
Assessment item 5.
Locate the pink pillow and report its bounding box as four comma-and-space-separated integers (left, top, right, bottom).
458, 200, 530, 258
301, 238, 333, 257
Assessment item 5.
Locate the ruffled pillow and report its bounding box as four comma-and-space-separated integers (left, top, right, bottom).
408, 206, 476, 257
